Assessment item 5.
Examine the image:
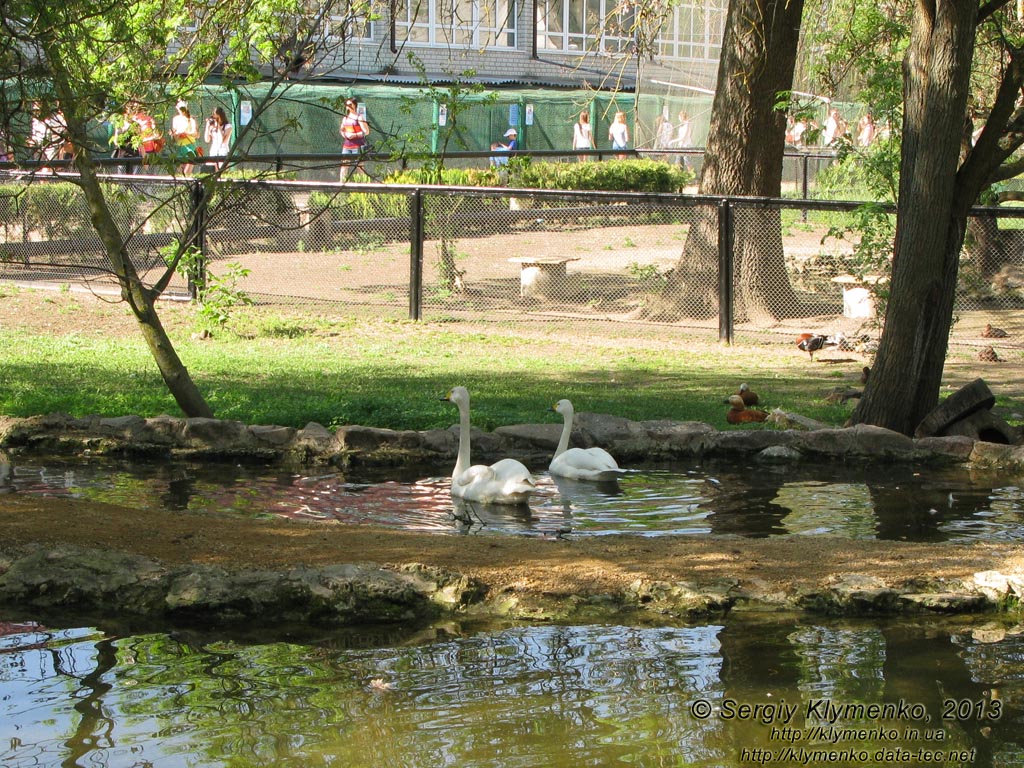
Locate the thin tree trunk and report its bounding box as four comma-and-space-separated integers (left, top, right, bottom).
74, 158, 215, 418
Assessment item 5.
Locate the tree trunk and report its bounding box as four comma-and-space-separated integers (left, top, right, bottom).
75, 159, 215, 418
651, 0, 804, 322
36, 32, 216, 420
964, 215, 1003, 280
850, 0, 978, 435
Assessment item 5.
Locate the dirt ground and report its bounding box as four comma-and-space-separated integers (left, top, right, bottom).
2, 493, 1021, 606
2, 291, 1024, 604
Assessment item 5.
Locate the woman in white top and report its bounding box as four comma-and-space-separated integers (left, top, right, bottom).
608, 111, 629, 159
204, 107, 232, 169
572, 111, 594, 161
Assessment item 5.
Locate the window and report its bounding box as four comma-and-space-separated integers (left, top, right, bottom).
327, 0, 381, 40
537, 0, 636, 55
657, 0, 726, 62
538, 0, 725, 64
395, 0, 517, 48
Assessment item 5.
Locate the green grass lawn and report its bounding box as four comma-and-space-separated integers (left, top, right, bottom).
1, 291, 1014, 433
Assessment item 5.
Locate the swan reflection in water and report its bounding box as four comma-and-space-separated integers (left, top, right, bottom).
447, 473, 629, 536
451, 497, 541, 535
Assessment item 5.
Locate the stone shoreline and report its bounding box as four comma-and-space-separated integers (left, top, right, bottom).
2, 410, 1023, 470
1, 538, 1021, 629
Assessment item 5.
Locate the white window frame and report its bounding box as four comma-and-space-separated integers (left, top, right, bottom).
656, 0, 726, 63
396, 0, 518, 49
537, 0, 725, 64
327, 0, 380, 41
537, 0, 636, 55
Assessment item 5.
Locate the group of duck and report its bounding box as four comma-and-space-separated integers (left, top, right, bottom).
442, 387, 620, 506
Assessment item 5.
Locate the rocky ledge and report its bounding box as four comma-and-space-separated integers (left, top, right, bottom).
1, 543, 1022, 628
1, 409, 1023, 471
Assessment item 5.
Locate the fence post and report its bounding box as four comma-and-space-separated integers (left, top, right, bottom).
801, 154, 809, 222
717, 198, 734, 344
185, 180, 209, 301
409, 188, 424, 321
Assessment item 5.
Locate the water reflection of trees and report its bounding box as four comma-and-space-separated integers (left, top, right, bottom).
2, 617, 1023, 766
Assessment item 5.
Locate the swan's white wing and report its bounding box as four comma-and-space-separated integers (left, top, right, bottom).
453, 464, 496, 491
490, 458, 534, 483
453, 460, 534, 504
550, 447, 621, 480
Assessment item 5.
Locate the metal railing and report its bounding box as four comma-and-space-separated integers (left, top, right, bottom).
2, 168, 1023, 354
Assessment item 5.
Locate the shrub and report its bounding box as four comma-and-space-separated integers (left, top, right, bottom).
510, 159, 691, 193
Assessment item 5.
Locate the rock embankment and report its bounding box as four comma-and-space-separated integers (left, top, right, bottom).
2, 410, 1023, 470
1, 539, 1022, 629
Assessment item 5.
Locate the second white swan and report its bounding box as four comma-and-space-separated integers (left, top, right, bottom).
549, 399, 621, 481
442, 386, 535, 505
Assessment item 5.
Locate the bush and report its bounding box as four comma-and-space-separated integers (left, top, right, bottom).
384, 166, 504, 187
0, 181, 140, 241
381, 159, 691, 193
510, 159, 691, 193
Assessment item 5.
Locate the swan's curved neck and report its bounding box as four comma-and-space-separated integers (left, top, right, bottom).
454, 400, 472, 478
554, 410, 573, 458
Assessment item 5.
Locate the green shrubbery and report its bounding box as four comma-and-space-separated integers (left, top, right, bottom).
509, 158, 691, 193
385, 158, 692, 193
0, 181, 140, 241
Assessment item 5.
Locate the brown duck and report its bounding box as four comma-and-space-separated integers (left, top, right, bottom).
726, 394, 768, 424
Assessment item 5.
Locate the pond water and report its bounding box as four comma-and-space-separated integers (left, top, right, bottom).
1, 613, 1021, 767
3, 454, 1024, 542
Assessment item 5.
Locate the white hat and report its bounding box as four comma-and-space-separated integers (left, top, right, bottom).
504, 128, 517, 137
176, 99, 188, 109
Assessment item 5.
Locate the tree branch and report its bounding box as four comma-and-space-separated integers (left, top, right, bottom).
977, 0, 1013, 24
955, 42, 1024, 203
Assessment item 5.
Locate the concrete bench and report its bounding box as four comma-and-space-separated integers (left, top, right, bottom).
509, 256, 579, 299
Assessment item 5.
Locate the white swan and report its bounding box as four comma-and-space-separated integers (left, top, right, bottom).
549, 399, 621, 481
442, 387, 535, 505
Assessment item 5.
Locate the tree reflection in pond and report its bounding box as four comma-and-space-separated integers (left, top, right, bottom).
1, 615, 1022, 767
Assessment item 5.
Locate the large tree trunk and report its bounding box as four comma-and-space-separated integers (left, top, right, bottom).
650, 0, 804, 323
850, 0, 978, 435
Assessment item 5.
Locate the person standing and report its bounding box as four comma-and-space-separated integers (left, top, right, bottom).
608, 110, 629, 159
490, 128, 518, 167
339, 97, 369, 181
204, 106, 232, 170
133, 105, 164, 169
673, 111, 693, 168
171, 100, 199, 175
572, 112, 594, 161
655, 113, 674, 160
856, 112, 876, 147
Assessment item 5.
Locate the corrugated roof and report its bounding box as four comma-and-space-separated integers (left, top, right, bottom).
304, 71, 634, 92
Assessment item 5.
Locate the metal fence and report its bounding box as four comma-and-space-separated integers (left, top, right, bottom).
2, 164, 1023, 356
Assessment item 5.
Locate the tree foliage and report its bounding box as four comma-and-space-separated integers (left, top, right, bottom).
0, 0, 369, 417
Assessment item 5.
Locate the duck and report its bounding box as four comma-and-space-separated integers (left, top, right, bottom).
736, 382, 759, 406
726, 394, 768, 424
442, 387, 535, 505
723, 383, 759, 406
978, 346, 1002, 362
796, 332, 839, 360
549, 399, 622, 481
982, 323, 1009, 338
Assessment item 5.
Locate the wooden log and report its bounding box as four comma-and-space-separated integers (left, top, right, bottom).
914, 378, 996, 438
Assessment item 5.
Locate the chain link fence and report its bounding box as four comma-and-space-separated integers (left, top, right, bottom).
2, 167, 1023, 358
